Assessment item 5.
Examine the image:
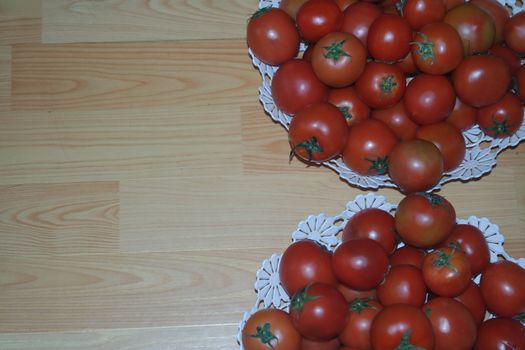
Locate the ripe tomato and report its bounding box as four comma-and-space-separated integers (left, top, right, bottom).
370, 304, 435, 350
444, 0, 465, 10
504, 10, 525, 54
396, 51, 419, 76
271, 59, 328, 115
337, 284, 377, 302
340, 2, 382, 47
474, 318, 525, 350
411, 22, 464, 75
404, 74, 456, 125
390, 245, 426, 269
416, 122, 466, 172
453, 280, 487, 326
288, 102, 348, 163
401, 0, 446, 30
355, 62, 406, 109
342, 119, 398, 176
327, 86, 370, 127
332, 238, 389, 291
296, 0, 343, 43
423, 297, 478, 350
471, 0, 510, 44
452, 54, 510, 108
480, 260, 525, 318
339, 298, 382, 349
377, 265, 427, 307
517, 64, 525, 102
278, 239, 338, 297
311, 32, 367, 87
477, 92, 524, 138
367, 14, 412, 61
301, 337, 340, 350
422, 246, 472, 297
290, 283, 348, 341
279, 0, 309, 19
342, 208, 397, 254
445, 97, 477, 131
371, 101, 418, 141
242, 308, 301, 350
488, 44, 521, 74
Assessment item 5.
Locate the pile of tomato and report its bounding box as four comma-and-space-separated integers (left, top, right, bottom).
241, 193, 525, 350
247, 0, 525, 193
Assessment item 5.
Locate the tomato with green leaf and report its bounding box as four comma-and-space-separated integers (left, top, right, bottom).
327, 86, 370, 127
356, 62, 406, 109
477, 92, 524, 138
242, 309, 301, 350
339, 298, 383, 349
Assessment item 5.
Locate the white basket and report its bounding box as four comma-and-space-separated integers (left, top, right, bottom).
237, 193, 525, 349
251, 0, 525, 191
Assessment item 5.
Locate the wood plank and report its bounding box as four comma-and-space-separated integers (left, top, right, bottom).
42, 0, 255, 43
0, 0, 41, 45
0, 45, 10, 111
0, 182, 119, 256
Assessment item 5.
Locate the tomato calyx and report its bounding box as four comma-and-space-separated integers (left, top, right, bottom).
411, 33, 435, 65
365, 156, 389, 175
250, 6, 272, 21
290, 137, 323, 163
323, 40, 351, 62
417, 192, 446, 208
349, 298, 376, 313
432, 247, 458, 272
291, 284, 321, 311
247, 322, 279, 350
381, 75, 398, 97
483, 114, 514, 137
395, 330, 426, 350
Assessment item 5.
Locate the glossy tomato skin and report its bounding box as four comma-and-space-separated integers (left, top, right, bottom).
367, 14, 412, 61
337, 284, 377, 303
477, 92, 524, 138
474, 318, 525, 350
327, 86, 370, 127
416, 122, 466, 172
488, 44, 521, 74
480, 260, 525, 318
342, 208, 397, 254
342, 119, 398, 176
311, 32, 367, 87
401, 0, 446, 30
288, 102, 348, 163
341, 2, 382, 47
242, 309, 301, 350
296, 0, 343, 43
377, 265, 427, 307
453, 280, 487, 326
471, 0, 510, 44
332, 238, 389, 291
272, 59, 328, 115
423, 297, 478, 350
301, 337, 341, 350
278, 239, 338, 297
339, 298, 382, 349
290, 283, 348, 341
356, 62, 406, 109
504, 11, 525, 54
370, 304, 435, 350
445, 96, 477, 130
390, 246, 426, 269
371, 101, 418, 141
279, 0, 309, 19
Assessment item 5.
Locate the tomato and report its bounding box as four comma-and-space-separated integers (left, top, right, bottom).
296, 0, 343, 43
377, 265, 427, 307
327, 86, 370, 127
411, 22, 464, 75
290, 283, 348, 341
337, 284, 377, 303
452, 54, 511, 108
423, 297, 478, 350
342, 208, 397, 254
517, 64, 525, 102
367, 14, 412, 61
355, 62, 406, 109
504, 10, 525, 54
288, 102, 348, 163
301, 337, 341, 350
339, 298, 382, 349
400, 0, 446, 30
488, 44, 521, 74
342, 119, 398, 176
404, 74, 456, 125
480, 260, 525, 318
371, 101, 418, 141
477, 92, 524, 138
390, 246, 426, 269
279, 0, 309, 19
471, 0, 510, 44
396, 51, 419, 76
334, 0, 358, 11
332, 238, 389, 291
453, 280, 487, 326
242, 308, 301, 350
445, 97, 477, 131
416, 122, 466, 172
302, 44, 314, 62
422, 246, 472, 297
271, 59, 328, 115
395, 193, 456, 249
341, 1, 382, 46
474, 318, 525, 350
278, 239, 338, 297
311, 32, 367, 87
443, 3, 496, 55
370, 304, 435, 350
444, 0, 465, 10
439, 224, 490, 276
388, 139, 444, 193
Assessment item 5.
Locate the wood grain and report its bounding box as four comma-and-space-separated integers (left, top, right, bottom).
0, 45, 10, 111
0, 0, 41, 45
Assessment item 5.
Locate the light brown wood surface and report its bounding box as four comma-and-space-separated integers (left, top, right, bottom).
0, 1, 524, 349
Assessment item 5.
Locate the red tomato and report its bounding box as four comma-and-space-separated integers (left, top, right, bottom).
311, 32, 367, 87
332, 238, 389, 291
480, 260, 525, 318
279, 0, 309, 19
301, 337, 341, 350
411, 22, 464, 75
327, 86, 370, 127
404, 74, 456, 125
396, 51, 419, 76
335, 0, 358, 11
445, 97, 478, 131
422, 246, 472, 297
371, 101, 418, 141
390, 246, 426, 269
278, 239, 338, 297
290, 283, 348, 341
517, 64, 525, 102
288, 102, 348, 163
342, 208, 397, 254
444, 0, 465, 10
416, 122, 466, 172
471, 0, 510, 44
401, 0, 446, 30
377, 265, 427, 307
452, 54, 510, 108
454, 280, 487, 326
367, 14, 412, 61
341, 2, 382, 47
337, 284, 377, 302
488, 44, 521, 74
242, 309, 301, 350
477, 92, 524, 138
271, 59, 328, 115
355, 62, 406, 109
474, 318, 525, 350
423, 297, 478, 350
296, 0, 343, 43
504, 10, 525, 54
370, 304, 435, 350
302, 44, 314, 62
342, 119, 398, 176
339, 298, 383, 349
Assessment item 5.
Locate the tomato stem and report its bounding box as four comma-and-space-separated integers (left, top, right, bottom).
395, 329, 427, 350
411, 33, 435, 65
291, 284, 321, 311
432, 248, 458, 273
247, 322, 279, 350
349, 298, 375, 313
483, 114, 514, 137
290, 137, 323, 163
323, 40, 351, 62
365, 156, 389, 175
380, 75, 397, 97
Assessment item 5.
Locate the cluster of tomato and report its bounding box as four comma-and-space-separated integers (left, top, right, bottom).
247, 0, 525, 193
241, 193, 525, 350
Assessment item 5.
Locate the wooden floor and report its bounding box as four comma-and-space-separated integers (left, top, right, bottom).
0, 1, 524, 349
